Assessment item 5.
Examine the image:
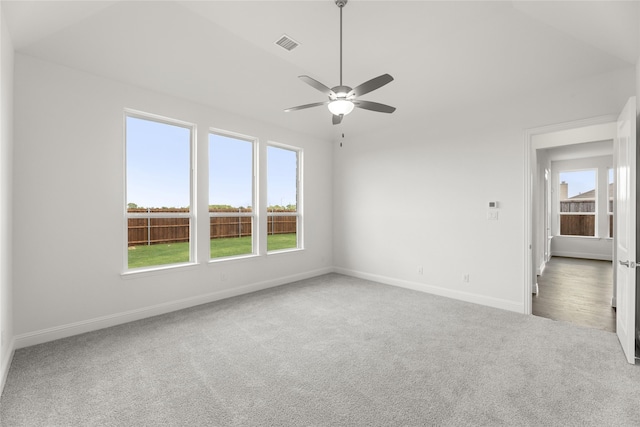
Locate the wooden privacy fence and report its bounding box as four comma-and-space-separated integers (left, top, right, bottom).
560, 215, 613, 237
560, 214, 595, 236
127, 208, 297, 246
560, 200, 595, 213
559, 199, 614, 237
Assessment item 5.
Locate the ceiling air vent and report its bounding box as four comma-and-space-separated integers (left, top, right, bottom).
275, 34, 300, 52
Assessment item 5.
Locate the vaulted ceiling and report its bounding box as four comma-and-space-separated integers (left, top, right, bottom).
3, 1, 639, 140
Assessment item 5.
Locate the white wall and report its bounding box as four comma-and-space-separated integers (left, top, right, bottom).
637, 3, 640, 112
13, 54, 333, 346
333, 66, 635, 313
550, 155, 613, 260
0, 8, 15, 391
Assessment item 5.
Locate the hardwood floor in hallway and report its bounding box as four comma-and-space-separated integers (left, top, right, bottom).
533, 256, 615, 333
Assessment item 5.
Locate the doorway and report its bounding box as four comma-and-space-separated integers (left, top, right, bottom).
524, 116, 618, 316
526, 102, 638, 363
533, 139, 615, 332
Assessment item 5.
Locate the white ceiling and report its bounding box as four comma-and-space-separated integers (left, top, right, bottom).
3, 0, 639, 141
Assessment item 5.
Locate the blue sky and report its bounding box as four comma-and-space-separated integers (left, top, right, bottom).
266, 145, 297, 208
559, 169, 602, 198
127, 116, 297, 209
209, 133, 253, 208
126, 116, 190, 208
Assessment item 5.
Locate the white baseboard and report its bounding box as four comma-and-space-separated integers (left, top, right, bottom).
537, 260, 546, 276
14, 267, 333, 349
334, 267, 524, 314
1, 336, 16, 396
551, 251, 612, 261
13, 265, 526, 350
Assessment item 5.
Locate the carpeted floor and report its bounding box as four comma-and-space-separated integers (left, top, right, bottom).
1, 273, 639, 426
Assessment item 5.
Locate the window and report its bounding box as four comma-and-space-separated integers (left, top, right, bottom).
267, 144, 302, 252
125, 113, 194, 270
558, 169, 596, 237
608, 167, 614, 238
209, 131, 256, 259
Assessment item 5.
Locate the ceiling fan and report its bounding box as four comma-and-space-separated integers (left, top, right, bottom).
284, 0, 396, 125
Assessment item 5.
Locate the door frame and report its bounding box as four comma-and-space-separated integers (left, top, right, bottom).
544, 167, 551, 266
524, 115, 617, 314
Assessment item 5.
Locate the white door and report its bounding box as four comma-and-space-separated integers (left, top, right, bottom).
615, 96, 637, 364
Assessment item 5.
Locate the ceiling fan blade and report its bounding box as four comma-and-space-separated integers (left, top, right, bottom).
284, 101, 329, 112
332, 114, 343, 125
299, 75, 335, 96
349, 74, 394, 97
354, 100, 396, 113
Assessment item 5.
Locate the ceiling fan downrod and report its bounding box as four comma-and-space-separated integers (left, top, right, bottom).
336, 0, 347, 86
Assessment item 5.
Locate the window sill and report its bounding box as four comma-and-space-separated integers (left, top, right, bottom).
208, 254, 260, 264
121, 262, 199, 280
555, 235, 612, 240
267, 247, 304, 256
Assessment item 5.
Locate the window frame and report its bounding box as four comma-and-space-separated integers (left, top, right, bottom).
123, 110, 196, 273
608, 167, 614, 238
208, 128, 258, 261
266, 141, 303, 253
557, 168, 597, 237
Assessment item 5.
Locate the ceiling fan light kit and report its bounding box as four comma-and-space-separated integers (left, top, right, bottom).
328, 99, 355, 116
285, 0, 396, 125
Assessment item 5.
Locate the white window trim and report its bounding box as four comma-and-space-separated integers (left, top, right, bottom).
123, 109, 197, 274
266, 141, 303, 253
209, 128, 258, 261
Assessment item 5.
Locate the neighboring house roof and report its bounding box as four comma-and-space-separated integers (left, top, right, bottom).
568, 183, 614, 200
570, 189, 595, 199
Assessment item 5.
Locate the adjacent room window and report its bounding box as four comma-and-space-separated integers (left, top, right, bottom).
558, 169, 596, 237
608, 167, 614, 238
209, 131, 256, 259
267, 144, 302, 252
125, 113, 194, 270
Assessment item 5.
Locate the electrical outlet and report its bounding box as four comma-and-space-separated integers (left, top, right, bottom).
418, 266, 424, 275
463, 274, 470, 283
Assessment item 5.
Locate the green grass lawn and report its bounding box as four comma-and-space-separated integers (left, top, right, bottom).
128, 242, 190, 269
128, 233, 297, 269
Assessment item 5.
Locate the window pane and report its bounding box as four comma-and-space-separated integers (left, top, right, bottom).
210, 218, 253, 258
267, 216, 297, 251
126, 116, 191, 209
560, 215, 595, 237
267, 146, 298, 251
128, 217, 190, 268
126, 116, 191, 269
209, 133, 254, 258
607, 168, 614, 214
608, 167, 614, 237
209, 134, 253, 209
559, 170, 596, 236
